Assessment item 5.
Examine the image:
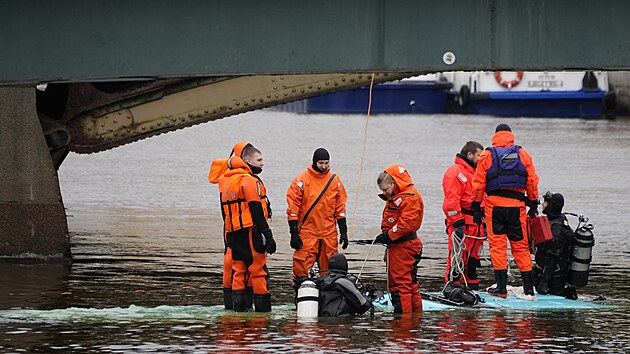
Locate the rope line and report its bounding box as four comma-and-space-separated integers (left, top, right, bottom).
349, 73, 375, 233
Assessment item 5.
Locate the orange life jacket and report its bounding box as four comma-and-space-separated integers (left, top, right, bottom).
218, 156, 269, 233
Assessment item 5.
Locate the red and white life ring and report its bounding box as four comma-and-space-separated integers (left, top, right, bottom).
495, 71, 524, 89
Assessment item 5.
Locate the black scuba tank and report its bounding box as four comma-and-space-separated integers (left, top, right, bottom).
567, 216, 595, 288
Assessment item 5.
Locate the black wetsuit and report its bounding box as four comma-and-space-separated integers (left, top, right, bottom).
533, 214, 576, 298
316, 272, 371, 317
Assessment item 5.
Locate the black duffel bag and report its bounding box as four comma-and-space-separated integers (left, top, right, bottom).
442, 281, 484, 306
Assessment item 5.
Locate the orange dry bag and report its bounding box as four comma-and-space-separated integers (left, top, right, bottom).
531, 215, 553, 244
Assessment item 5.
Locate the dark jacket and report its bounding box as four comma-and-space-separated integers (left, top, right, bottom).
316, 272, 371, 317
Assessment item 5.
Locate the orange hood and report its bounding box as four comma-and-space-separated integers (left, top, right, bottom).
491, 131, 515, 148
384, 164, 414, 194
209, 142, 253, 184
222, 155, 252, 178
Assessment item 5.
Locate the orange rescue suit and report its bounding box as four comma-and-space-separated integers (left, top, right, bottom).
286, 165, 347, 277
218, 156, 272, 296
380, 164, 424, 313
209, 142, 254, 295
442, 155, 484, 287
472, 131, 540, 272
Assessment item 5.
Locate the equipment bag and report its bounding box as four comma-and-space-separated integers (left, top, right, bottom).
531, 215, 554, 244
442, 281, 483, 305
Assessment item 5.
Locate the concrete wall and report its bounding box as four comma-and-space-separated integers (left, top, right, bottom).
0, 87, 69, 261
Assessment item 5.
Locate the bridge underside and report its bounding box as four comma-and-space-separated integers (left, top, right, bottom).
2, 0, 630, 260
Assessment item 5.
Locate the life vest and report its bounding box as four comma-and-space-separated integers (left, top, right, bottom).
219, 170, 269, 233
485, 145, 528, 192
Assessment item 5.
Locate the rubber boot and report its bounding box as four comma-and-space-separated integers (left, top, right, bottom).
467, 257, 480, 290
232, 290, 247, 312
246, 286, 254, 311
390, 291, 403, 314
488, 270, 508, 298
521, 271, 535, 296
254, 293, 272, 312
223, 288, 233, 310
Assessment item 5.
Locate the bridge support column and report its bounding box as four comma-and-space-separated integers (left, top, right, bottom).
0, 86, 70, 262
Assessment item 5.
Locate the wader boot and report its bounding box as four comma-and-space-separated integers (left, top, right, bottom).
254, 293, 272, 312
390, 291, 403, 314
232, 290, 247, 312
488, 270, 508, 298
521, 271, 535, 296
223, 288, 233, 310
467, 257, 480, 290
246, 286, 254, 311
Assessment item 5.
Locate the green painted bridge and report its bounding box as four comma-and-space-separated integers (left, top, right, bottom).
1, 0, 630, 261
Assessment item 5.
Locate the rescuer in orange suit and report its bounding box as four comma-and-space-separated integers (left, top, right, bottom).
374, 164, 424, 313
471, 124, 540, 298
218, 146, 276, 312
442, 141, 485, 290
208, 142, 261, 310
286, 148, 348, 292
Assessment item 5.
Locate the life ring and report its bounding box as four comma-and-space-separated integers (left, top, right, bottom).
495, 71, 524, 89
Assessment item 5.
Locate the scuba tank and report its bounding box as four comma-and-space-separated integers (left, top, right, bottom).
568, 214, 595, 287
296, 280, 319, 318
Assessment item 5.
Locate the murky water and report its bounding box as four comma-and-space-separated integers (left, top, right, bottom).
2, 112, 629, 352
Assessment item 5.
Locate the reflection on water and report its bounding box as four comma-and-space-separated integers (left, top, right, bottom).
2, 112, 630, 352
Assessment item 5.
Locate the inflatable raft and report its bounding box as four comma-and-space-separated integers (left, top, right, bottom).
373, 287, 610, 312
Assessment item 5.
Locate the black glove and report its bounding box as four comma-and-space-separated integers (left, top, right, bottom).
453, 219, 465, 241
527, 199, 539, 218
472, 201, 483, 225
374, 231, 391, 245
339, 233, 349, 250
288, 220, 302, 250
262, 229, 276, 254
337, 218, 348, 250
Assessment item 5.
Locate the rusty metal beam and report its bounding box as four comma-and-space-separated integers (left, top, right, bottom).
60, 73, 413, 154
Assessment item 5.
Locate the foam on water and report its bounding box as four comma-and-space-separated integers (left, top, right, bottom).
0, 304, 297, 323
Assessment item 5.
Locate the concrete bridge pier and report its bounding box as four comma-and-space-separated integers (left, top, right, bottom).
0, 87, 70, 262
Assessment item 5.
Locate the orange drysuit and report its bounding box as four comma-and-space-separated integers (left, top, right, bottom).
471, 131, 539, 272
209, 142, 255, 308
218, 154, 274, 311
286, 165, 347, 278
442, 155, 484, 288
380, 164, 424, 313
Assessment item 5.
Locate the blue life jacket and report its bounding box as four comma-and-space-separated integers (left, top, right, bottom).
485, 145, 528, 192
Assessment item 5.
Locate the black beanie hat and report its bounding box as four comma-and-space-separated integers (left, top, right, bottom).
328, 253, 348, 274
543, 192, 565, 216
495, 123, 512, 132
312, 148, 330, 163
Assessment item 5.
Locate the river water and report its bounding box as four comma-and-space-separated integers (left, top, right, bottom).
1, 112, 629, 352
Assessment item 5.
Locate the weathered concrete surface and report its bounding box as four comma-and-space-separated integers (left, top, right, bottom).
0, 87, 70, 262
609, 72, 630, 117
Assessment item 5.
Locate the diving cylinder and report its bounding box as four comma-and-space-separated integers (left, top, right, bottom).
568, 224, 595, 287
296, 280, 319, 318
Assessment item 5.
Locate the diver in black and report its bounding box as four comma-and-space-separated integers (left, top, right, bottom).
316, 254, 372, 317
533, 192, 577, 299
